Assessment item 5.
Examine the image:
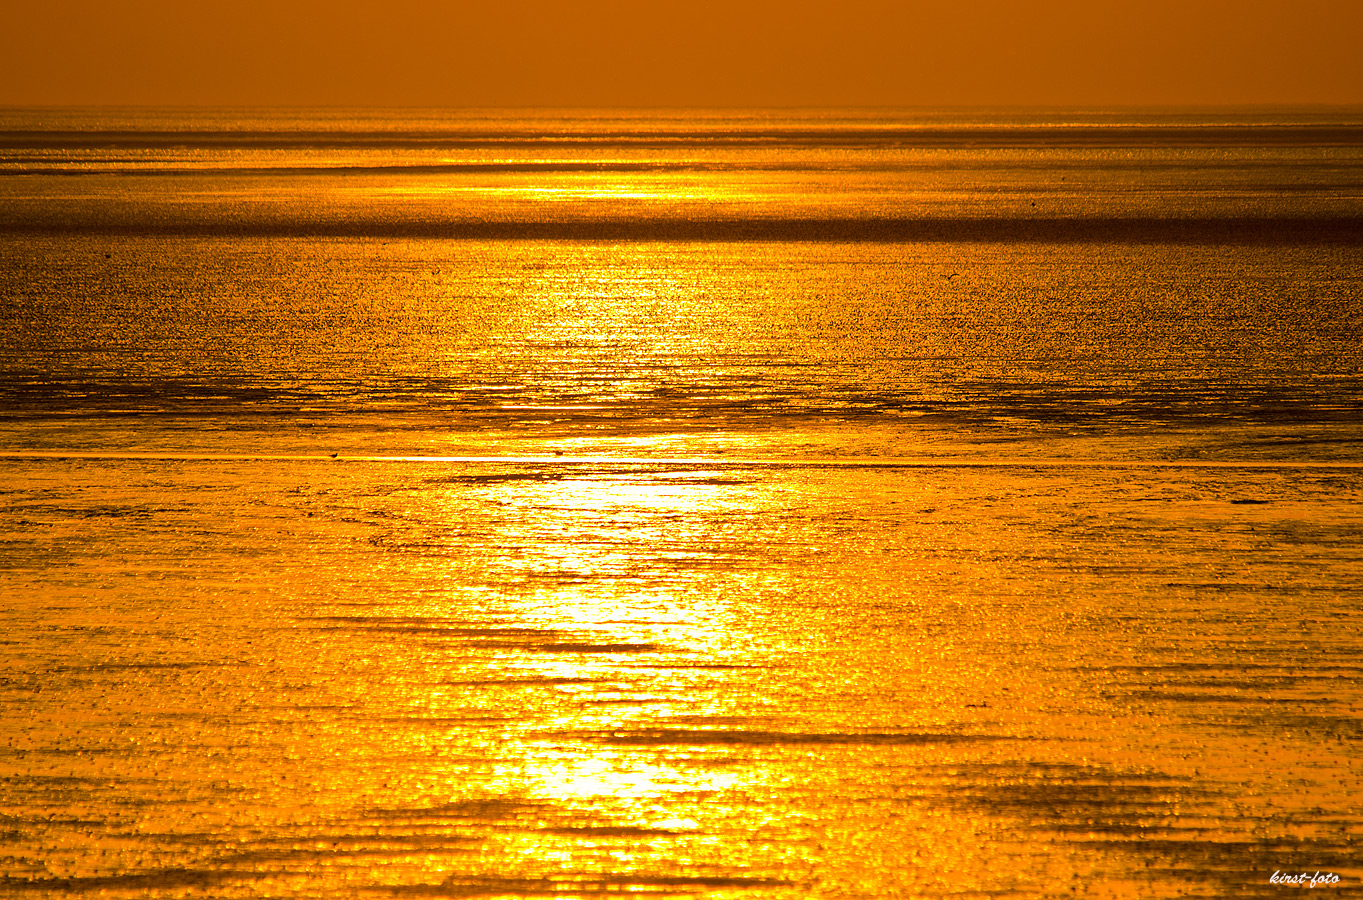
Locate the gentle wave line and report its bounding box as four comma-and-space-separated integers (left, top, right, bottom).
2, 451, 1360, 468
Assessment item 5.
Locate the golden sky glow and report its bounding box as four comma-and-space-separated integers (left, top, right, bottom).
3, 0, 1362, 108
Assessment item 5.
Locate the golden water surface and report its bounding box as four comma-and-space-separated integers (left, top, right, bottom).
2, 111, 1362, 898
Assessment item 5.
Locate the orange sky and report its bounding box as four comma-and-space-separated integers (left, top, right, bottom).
3, 0, 1361, 108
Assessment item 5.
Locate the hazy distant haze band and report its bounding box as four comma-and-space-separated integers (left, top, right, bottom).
4, 111, 1359, 244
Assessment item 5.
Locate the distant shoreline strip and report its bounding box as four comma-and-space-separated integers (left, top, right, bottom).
1, 451, 1359, 469
2, 216, 1361, 245
4, 124, 1363, 149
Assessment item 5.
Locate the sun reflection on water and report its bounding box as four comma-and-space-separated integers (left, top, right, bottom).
497, 753, 740, 802
381, 170, 762, 207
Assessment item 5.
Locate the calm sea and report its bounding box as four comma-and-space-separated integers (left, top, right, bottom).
1, 109, 1361, 898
